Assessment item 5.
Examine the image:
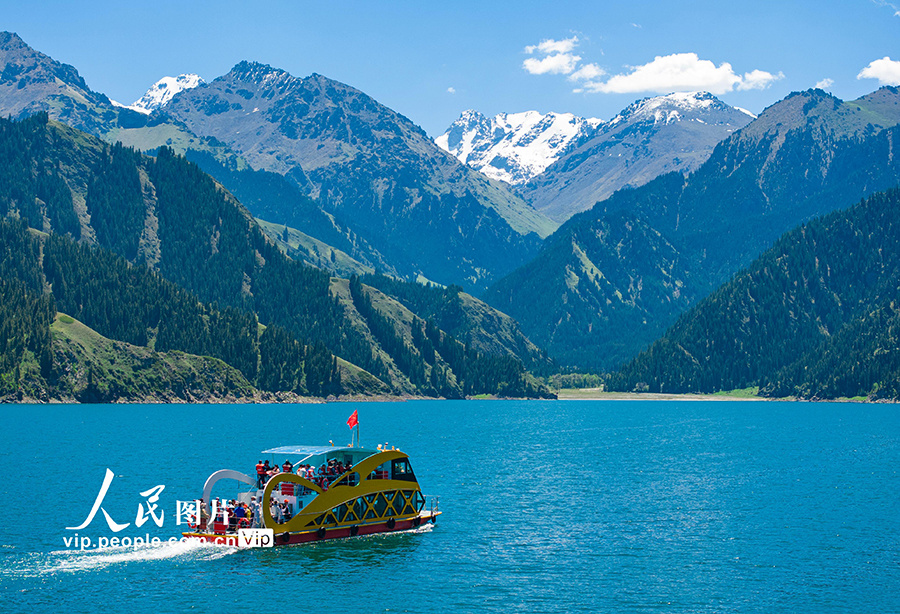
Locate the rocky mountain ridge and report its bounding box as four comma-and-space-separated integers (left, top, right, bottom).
522, 91, 755, 221
160, 60, 555, 290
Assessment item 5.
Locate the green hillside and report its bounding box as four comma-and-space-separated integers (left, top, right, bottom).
609, 188, 900, 401
0, 114, 551, 400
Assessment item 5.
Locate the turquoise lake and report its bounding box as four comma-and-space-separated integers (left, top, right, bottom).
1, 400, 898, 612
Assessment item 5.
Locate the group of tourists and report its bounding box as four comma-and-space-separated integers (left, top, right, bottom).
269, 497, 293, 524
254, 457, 354, 490
202, 495, 297, 532
202, 497, 259, 532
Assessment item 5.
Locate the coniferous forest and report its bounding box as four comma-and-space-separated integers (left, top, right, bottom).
609, 188, 900, 400
0, 114, 549, 401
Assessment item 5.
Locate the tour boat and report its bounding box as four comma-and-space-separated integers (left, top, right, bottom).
182, 443, 440, 547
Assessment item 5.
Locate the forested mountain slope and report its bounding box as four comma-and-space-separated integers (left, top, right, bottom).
0, 114, 551, 399
609, 188, 900, 400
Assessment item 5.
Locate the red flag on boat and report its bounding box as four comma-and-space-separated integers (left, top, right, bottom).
347, 410, 359, 429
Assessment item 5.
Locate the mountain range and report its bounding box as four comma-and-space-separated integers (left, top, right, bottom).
484, 87, 900, 370
0, 32, 554, 292
0, 113, 552, 401
438, 92, 754, 222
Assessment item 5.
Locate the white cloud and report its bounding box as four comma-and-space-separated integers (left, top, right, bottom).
525, 36, 579, 55
447, 87, 456, 94
581, 53, 783, 95
567, 63, 605, 82
857, 56, 900, 86
872, 0, 900, 17
522, 36, 582, 76
737, 68, 784, 91
523, 52, 582, 75
815, 78, 834, 89
522, 39, 781, 97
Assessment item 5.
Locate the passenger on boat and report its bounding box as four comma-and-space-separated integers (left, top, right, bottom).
199, 499, 209, 526
234, 503, 246, 519
282, 459, 293, 473
280, 500, 292, 522
256, 460, 266, 488
250, 496, 261, 528
231, 501, 246, 531
270, 498, 283, 523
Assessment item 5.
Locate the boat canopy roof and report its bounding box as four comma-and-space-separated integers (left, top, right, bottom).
261, 445, 378, 457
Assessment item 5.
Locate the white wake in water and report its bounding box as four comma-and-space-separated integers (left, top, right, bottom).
355, 522, 436, 541
4, 523, 436, 576
7, 539, 236, 577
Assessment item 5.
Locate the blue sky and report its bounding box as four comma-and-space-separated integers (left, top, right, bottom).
4, 0, 899, 136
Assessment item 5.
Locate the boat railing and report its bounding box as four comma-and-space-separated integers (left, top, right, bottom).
428, 495, 440, 517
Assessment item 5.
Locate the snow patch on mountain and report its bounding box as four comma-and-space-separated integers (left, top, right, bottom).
436, 110, 602, 185
609, 91, 740, 126
129, 74, 204, 114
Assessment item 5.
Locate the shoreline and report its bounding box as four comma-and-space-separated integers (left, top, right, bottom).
556, 388, 765, 401
555, 388, 890, 403
3, 389, 886, 404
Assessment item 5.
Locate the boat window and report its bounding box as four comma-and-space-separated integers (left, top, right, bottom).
373, 492, 389, 517
399, 490, 416, 515
386, 491, 402, 516
413, 491, 425, 512
391, 459, 417, 482
363, 494, 378, 519
369, 463, 390, 480
354, 497, 366, 519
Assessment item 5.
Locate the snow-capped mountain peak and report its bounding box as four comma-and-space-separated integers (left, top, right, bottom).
436, 109, 602, 185
524, 91, 756, 222
610, 91, 742, 126
129, 74, 204, 114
